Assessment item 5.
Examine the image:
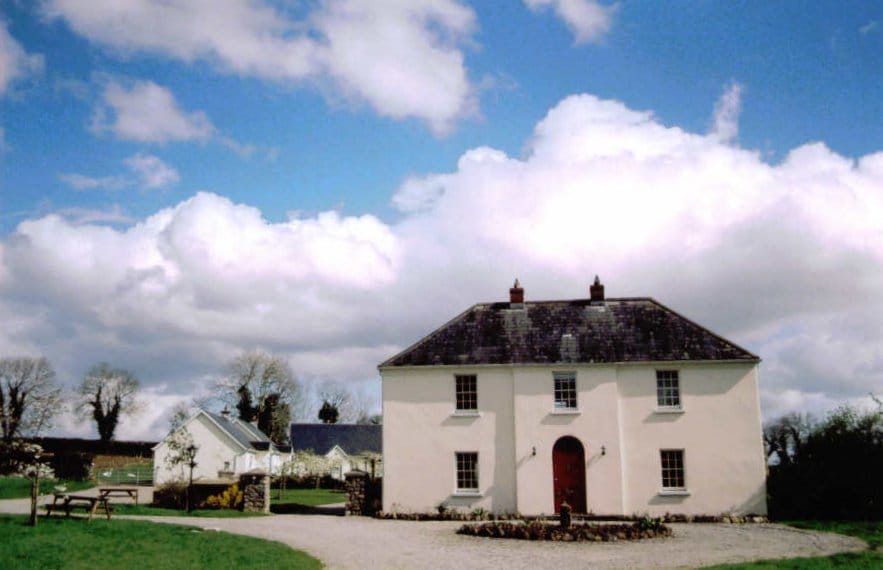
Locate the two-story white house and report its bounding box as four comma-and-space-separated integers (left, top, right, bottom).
379, 279, 767, 516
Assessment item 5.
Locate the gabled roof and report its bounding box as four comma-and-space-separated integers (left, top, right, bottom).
290, 424, 382, 456
380, 297, 758, 368
202, 410, 280, 453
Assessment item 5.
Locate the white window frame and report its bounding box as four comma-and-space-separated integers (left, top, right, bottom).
553, 371, 579, 412
655, 370, 683, 412
454, 451, 480, 495
658, 449, 689, 495
453, 374, 479, 415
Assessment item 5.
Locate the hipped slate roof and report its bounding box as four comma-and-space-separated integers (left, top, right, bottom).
204, 411, 279, 452
381, 297, 757, 368
290, 424, 382, 456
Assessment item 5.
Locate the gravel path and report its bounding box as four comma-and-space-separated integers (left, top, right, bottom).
1, 497, 867, 569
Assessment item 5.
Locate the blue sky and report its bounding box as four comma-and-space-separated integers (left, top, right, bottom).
1, 1, 881, 439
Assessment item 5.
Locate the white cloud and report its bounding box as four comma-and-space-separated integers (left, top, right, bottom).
124, 153, 180, 189
710, 81, 743, 143
59, 172, 129, 191
53, 204, 134, 225
43, 0, 478, 134
3, 93, 883, 438
60, 153, 179, 191
860, 20, 878, 35
0, 20, 44, 95
524, 0, 615, 44
91, 79, 215, 143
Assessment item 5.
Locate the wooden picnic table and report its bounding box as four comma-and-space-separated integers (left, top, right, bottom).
44, 493, 112, 521
99, 486, 139, 505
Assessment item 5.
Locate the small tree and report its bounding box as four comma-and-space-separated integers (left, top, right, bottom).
318, 401, 339, 424
76, 363, 140, 445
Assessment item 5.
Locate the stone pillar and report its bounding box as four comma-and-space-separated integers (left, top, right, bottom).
239, 470, 270, 513
345, 470, 368, 516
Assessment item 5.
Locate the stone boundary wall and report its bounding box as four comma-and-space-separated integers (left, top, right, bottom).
345, 470, 382, 516
240, 471, 270, 513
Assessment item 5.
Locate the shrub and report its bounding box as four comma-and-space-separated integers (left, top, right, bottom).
203, 484, 244, 510
457, 520, 672, 542
153, 482, 188, 509
50, 451, 94, 481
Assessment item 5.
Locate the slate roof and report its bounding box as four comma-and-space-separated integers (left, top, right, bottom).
204, 411, 279, 452
290, 424, 382, 456
380, 297, 758, 367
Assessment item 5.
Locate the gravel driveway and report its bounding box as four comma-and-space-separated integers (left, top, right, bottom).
1, 497, 866, 569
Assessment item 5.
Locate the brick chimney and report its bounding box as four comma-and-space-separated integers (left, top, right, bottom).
509, 278, 524, 307
590, 275, 605, 304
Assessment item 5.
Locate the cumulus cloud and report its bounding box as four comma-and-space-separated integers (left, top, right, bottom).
0, 20, 44, 95
3, 93, 883, 438
710, 81, 743, 143
43, 0, 477, 134
524, 0, 615, 44
60, 153, 179, 191
91, 79, 215, 143
124, 153, 180, 189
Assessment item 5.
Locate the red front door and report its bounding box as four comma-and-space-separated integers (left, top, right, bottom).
552, 436, 587, 513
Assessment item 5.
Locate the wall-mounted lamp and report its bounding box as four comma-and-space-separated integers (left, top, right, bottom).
601, 446, 606, 456
531, 446, 536, 457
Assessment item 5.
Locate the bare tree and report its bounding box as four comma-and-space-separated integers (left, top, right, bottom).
763, 412, 813, 466
0, 357, 62, 443
216, 350, 303, 444
77, 363, 141, 445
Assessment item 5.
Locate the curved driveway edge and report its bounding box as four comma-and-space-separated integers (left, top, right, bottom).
134, 515, 866, 570
0, 498, 866, 569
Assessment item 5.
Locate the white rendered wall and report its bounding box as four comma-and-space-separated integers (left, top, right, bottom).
618, 363, 767, 515
153, 414, 243, 485
382, 367, 517, 514
382, 361, 767, 516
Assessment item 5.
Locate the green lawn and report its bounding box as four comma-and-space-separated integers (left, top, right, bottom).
95, 462, 153, 486
0, 477, 93, 500
702, 520, 883, 569
0, 515, 321, 569
113, 504, 267, 518
271, 488, 346, 507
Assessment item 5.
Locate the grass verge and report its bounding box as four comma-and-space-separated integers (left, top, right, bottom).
702, 520, 883, 569
0, 514, 321, 569
113, 504, 267, 518
271, 488, 346, 507
0, 477, 93, 500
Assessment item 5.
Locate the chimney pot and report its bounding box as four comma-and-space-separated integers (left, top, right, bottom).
590, 276, 605, 304
509, 279, 524, 306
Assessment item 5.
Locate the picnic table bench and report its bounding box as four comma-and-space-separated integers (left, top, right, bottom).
99, 486, 139, 505
44, 493, 112, 521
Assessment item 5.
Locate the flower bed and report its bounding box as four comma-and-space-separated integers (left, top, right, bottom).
457, 519, 672, 542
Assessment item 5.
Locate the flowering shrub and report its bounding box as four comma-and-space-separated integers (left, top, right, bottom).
203, 484, 243, 510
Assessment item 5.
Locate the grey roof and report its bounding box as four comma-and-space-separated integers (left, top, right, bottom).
204, 411, 277, 452
381, 297, 757, 367
290, 424, 382, 456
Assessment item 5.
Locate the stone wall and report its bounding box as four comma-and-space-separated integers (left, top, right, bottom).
345, 470, 382, 516
239, 471, 270, 513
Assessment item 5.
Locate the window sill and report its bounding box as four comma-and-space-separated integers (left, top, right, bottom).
550, 408, 581, 415
450, 410, 480, 417
654, 407, 685, 414
452, 490, 483, 497
658, 489, 690, 496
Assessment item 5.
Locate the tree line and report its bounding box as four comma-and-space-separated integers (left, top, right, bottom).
764, 397, 883, 520
1, 350, 379, 458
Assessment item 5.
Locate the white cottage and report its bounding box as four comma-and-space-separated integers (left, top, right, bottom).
153, 409, 290, 485
379, 279, 767, 516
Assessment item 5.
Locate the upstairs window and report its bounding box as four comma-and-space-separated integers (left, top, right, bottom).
455, 374, 478, 412
553, 372, 577, 410
660, 449, 686, 490
656, 370, 681, 409
456, 452, 479, 492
